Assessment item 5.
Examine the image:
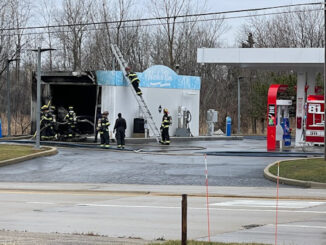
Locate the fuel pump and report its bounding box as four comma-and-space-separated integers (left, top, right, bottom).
276, 100, 292, 147
305, 95, 325, 144
267, 84, 292, 151
175, 106, 192, 137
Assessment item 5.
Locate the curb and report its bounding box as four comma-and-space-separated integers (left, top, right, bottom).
124, 135, 243, 144
0, 146, 58, 167
0, 135, 32, 140
264, 158, 326, 188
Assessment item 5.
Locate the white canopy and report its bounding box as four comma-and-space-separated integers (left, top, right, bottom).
197, 48, 324, 71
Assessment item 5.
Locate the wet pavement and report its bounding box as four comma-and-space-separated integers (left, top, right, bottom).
0, 138, 319, 187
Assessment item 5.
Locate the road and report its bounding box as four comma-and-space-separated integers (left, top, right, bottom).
0, 184, 325, 245
0, 138, 325, 244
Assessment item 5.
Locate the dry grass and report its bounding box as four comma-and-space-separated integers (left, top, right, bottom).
269, 158, 326, 183
149, 241, 270, 245
0, 145, 44, 161
0, 113, 31, 136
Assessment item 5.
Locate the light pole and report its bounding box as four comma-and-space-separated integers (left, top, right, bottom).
6, 58, 19, 137
237, 77, 244, 134
31, 47, 56, 149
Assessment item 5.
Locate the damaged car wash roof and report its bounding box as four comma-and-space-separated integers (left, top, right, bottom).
40, 71, 96, 85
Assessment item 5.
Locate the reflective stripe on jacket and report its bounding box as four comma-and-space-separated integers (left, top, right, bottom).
42, 112, 53, 122
127, 73, 140, 83
98, 117, 110, 132
65, 111, 76, 124
161, 115, 171, 128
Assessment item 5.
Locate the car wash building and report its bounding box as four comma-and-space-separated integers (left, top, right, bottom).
197, 48, 324, 148
31, 65, 201, 138
97, 65, 200, 138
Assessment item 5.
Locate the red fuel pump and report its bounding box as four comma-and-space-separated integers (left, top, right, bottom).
305, 95, 324, 143
267, 84, 289, 151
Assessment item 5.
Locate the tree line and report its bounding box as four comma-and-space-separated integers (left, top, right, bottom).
0, 0, 323, 135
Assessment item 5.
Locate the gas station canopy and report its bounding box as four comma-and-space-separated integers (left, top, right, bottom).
197, 48, 324, 71
197, 48, 325, 147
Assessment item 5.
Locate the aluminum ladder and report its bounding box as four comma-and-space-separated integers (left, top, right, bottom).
110, 44, 161, 142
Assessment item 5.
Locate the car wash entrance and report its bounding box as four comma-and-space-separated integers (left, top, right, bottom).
31, 71, 99, 136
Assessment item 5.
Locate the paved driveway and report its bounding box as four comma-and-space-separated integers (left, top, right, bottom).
0, 139, 297, 187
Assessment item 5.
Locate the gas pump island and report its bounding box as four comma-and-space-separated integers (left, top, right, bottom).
267, 84, 326, 151
267, 84, 292, 151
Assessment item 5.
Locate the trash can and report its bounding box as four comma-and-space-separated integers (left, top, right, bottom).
133, 118, 145, 133
0, 119, 2, 138
226, 116, 231, 136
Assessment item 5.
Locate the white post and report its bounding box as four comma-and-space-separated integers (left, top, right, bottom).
35, 47, 41, 149
307, 70, 316, 96
295, 72, 306, 146
237, 77, 241, 134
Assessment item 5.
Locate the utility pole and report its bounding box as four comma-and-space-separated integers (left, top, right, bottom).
31, 47, 56, 149
238, 77, 243, 134
6, 60, 11, 137
36, 47, 41, 149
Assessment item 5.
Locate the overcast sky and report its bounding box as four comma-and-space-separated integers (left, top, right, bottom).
205, 0, 318, 45
32, 0, 319, 47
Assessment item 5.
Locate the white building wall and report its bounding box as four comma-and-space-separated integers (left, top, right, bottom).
101, 86, 200, 138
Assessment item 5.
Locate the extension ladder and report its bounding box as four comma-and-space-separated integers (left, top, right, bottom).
111, 44, 161, 142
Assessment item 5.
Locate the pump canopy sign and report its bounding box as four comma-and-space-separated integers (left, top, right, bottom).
268, 105, 275, 126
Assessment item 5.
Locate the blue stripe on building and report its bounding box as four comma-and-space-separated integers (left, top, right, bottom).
96, 65, 200, 90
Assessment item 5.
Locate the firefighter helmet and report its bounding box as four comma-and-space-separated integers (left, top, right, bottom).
163, 108, 168, 114
102, 111, 109, 115
68, 106, 74, 110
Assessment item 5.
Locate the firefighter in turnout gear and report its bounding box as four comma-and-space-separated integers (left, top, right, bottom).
114, 113, 127, 149
40, 105, 55, 140
49, 105, 58, 138
97, 111, 110, 148
160, 108, 172, 145
64, 106, 77, 138
125, 67, 142, 96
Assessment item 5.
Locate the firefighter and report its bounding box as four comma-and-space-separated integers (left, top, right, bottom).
125, 67, 142, 96
114, 113, 127, 149
49, 106, 58, 138
160, 108, 172, 145
40, 105, 55, 140
97, 111, 110, 148
40, 105, 49, 139
64, 106, 77, 138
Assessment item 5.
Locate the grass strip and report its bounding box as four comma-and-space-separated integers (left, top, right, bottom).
0, 145, 45, 161
269, 158, 326, 183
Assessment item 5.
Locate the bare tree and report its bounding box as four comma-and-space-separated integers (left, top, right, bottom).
37, 0, 57, 70
149, 0, 189, 69
55, 0, 93, 71
238, 6, 324, 48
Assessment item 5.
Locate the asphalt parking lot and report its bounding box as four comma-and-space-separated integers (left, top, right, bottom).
0, 138, 306, 187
